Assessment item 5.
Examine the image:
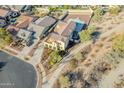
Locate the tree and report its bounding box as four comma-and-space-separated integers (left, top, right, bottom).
92, 6, 104, 22
48, 7, 58, 12
49, 50, 62, 66
58, 74, 70, 88
0, 28, 7, 38
112, 34, 124, 55
109, 6, 121, 15
4, 36, 13, 44
69, 58, 78, 70
0, 28, 13, 46
30, 6, 37, 15
63, 5, 70, 9
79, 25, 96, 42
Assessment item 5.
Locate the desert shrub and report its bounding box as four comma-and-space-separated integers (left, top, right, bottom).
112, 34, 124, 57
109, 6, 121, 15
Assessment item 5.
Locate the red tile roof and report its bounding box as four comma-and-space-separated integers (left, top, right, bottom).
61, 21, 76, 37
64, 14, 91, 24
15, 15, 34, 28
7, 14, 34, 32
54, 21, 67, 35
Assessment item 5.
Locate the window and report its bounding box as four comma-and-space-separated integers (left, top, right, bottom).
53, 47, 56, 50
45, 44, 48, 47
60, 47, 63, 50
49, 45, 52, 49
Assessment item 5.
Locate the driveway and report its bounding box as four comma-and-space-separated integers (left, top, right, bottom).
17, 39, 38, 59
0, 51, 37, 88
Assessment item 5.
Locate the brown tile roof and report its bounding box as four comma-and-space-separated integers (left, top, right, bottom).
35, 16, 56, 27
7, 14, 34, 32
15, 15, 34, 28
0, 8, 9, 17
45, 32, 67, 43
54, 21, 67, 35
61, 21, 76, 37
45, 21, 76, 44
63, 10, 93, 24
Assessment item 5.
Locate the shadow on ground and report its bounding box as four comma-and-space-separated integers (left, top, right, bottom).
0, 62, 7, 69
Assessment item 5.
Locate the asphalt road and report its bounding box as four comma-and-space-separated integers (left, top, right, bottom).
0, 51, 37, 88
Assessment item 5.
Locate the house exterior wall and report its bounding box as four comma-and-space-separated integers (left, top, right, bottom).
43, 22, 75, 51
44, 42, 57, 50
64, 31, 73, 48
43, 40, 65, 51
40, 26, 50, 38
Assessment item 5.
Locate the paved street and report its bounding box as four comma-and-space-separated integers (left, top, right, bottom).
26, 41, 47, 87
0, 51, 37, 88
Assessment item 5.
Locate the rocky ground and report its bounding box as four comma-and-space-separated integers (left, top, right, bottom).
53, 11, 124, 88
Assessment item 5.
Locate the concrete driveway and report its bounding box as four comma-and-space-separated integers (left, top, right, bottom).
0, 51, 37, 88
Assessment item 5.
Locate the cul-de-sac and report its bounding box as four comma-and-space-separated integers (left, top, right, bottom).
0, 5, 124, 88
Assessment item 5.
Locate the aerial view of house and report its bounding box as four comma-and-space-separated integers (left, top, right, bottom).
27, 16, 56, 39
0, 5, 124, 89
0, 8, 19, 27
44, 20, 77, 50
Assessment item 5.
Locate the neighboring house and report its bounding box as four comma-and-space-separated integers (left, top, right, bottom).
0, 5, 32, 12
0, 8, 10, 18
0, 9, 10, 27
0, 8, 20, 27
0, 8, 20, 20
68, 19, 86, 42
7, 14, 36, 36
63, 9, 93, 25
27, 16, 56, 39
0, 17, 7, 27
43, 20, 76, 50
16, 29, 33, 46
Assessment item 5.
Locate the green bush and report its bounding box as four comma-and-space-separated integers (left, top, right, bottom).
0, 28, 13, 45
92, 7, 105, 22
109, 6, 121, 15
49, 50, 62, 66
112, 34, 124, 56
79, 25, 96, 43
69, 58, 78, 70
58, 74, 70, 88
